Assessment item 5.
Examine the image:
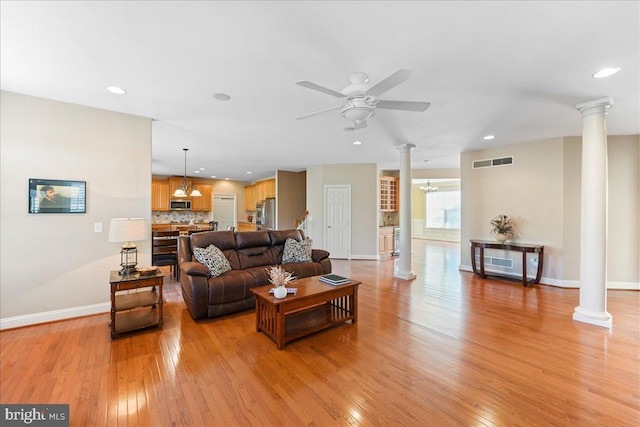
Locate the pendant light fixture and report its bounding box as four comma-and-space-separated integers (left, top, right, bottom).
173, 148, 202, 197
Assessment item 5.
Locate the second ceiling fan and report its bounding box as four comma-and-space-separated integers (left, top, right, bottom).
295, 69, 430, 130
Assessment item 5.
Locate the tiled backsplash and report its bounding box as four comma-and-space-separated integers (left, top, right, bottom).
152, 211, 211, 224
379, 211, 399, 226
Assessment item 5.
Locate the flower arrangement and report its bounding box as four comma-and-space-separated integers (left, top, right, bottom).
490, 214, 515, 237
267, 265, 296, 287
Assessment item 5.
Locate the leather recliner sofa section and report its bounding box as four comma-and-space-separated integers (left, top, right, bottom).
178, 229, 331, 320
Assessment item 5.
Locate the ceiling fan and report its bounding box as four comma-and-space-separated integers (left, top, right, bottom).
295, 69, 430, 130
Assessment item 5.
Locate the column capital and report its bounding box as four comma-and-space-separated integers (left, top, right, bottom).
576, 97, 614, 116
395, 143, 416, 153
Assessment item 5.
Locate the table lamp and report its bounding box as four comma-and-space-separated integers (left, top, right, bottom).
108, 218, 147, 275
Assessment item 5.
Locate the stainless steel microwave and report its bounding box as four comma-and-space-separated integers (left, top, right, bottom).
170, 199, 191, 210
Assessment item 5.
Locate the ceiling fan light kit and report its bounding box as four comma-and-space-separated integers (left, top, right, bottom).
295, 69, 430, 130
341, 99, 375, 124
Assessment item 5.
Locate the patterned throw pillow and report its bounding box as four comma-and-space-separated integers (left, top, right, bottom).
282, 238, 312, 264
193, 244, 232, 277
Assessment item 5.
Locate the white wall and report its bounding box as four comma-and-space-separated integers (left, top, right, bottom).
307, 163, 378, 259
461, 135, 640, 289
1, 91, 152, 328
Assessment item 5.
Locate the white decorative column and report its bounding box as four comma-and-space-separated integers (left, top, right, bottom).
394, 143, 416, 280
573, 97, 613, 328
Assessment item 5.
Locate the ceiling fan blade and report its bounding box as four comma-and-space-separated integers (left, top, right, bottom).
375, 100, 431, 112
295, 80, 345, 98
354, 120, 368, 130
366, 69, 415, 97
295, 104, 345, 120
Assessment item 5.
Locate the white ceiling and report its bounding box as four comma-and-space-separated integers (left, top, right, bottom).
2, 1, 638, 181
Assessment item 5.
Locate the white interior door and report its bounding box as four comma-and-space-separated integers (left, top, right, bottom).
324, 185, 351, 259
213, 195, 236, 230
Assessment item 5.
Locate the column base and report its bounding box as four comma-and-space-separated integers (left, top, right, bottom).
573, 306, 612, 329
394, 271, 416, 280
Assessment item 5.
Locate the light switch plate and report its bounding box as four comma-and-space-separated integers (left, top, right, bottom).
94, 223, 102, 233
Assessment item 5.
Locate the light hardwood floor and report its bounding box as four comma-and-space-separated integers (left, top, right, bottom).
1, 240, 638, 426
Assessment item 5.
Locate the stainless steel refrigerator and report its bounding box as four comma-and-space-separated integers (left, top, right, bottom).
259, 198, 276, 230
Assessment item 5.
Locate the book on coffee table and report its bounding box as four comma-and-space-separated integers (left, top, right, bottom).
268, 288, 297, 295
319, 274, 351, 285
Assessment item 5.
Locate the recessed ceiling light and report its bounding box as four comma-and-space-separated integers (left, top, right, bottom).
211, 175, 217, 178
483, 135, 495, 140
106, 86, 126, 95
199, 167, 205, 171
246, 171, 252, 174
593, 67, 621, 78
213, 93, 231, 101
353, 141, 362, 145
194, 170, 200, 174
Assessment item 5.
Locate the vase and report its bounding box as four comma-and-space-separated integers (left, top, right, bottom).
273, 284, 287, 299
496, 233, 509, 243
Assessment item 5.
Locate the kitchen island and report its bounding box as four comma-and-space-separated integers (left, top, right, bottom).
237, 221, 256, 232
151, 223, 213, 235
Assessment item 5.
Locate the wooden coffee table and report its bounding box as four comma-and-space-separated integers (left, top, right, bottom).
250, 275, 360, 349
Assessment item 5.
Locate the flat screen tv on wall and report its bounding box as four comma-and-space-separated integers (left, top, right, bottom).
28, 178, 86, 214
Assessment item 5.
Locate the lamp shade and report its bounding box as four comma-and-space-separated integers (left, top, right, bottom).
108, 218, 147, 244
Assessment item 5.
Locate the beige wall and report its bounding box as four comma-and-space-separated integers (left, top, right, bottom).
412, 168, 461, 180
605, 136, 639, 284
276, 170, 306, 230
461, 135, 640, 288
560, 135, 639, 285
562, 138, 582, 281
1, 91, 152, 328
461, 138, 566, 281
307, 164, 378, 258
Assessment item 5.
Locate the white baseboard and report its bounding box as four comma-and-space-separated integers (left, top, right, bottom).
0, 302, 110, 331
609, 281, 640, 290
349, 254, 380, 260
458, 265, 639, 290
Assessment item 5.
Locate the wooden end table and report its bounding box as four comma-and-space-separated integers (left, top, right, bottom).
109, 270, 164, 339
250, 275, 360, 349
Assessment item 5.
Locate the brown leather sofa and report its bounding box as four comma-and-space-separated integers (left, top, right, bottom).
178, 229, 331, 320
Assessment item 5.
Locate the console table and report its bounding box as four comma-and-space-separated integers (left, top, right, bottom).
469, 240, 544, 287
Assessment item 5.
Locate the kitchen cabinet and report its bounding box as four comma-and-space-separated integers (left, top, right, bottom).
245, 179, 275, 212
255, 181, 265, 203
380, 176, 399, 212
152, 180, 170, 211
262, 178, 276, 198
191, 184, 212, 211
378, 226, 395, 254
245, 184, 257, 211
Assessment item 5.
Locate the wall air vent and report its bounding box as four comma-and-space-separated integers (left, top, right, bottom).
473, 156, 514, 169
476, 255, 514, 269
